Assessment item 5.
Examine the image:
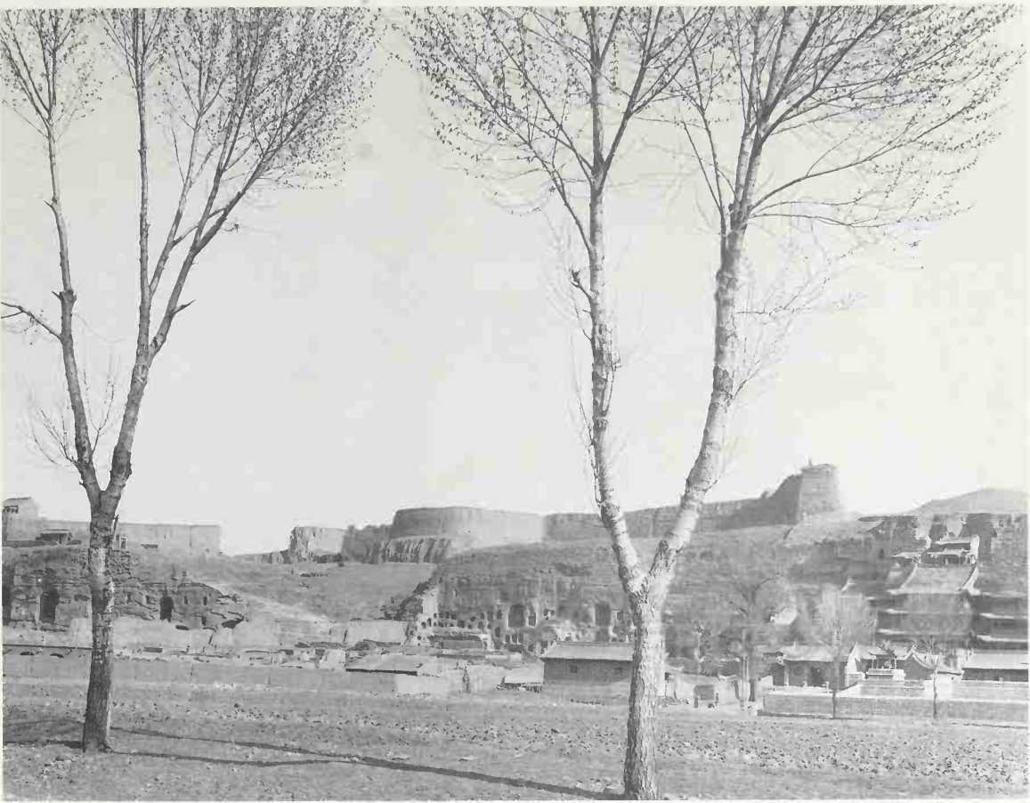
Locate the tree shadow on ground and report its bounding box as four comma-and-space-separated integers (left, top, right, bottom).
3, 716, 81, 749
4, 719, 618, 800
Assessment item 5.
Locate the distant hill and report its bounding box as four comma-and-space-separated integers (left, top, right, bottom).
913, 487, 1027, 515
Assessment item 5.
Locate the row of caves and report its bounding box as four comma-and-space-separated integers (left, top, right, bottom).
419, 597, 631, 652
2, 583, 227, 630
2, 548, 247, 633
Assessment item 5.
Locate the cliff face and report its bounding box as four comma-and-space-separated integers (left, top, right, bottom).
420, 510, 1026, 656
2, 545, 246, 632
341, 524, 393, 562
288, 526, 348, 562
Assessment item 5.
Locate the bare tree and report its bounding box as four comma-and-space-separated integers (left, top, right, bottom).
1, 7, 378, 752
811, 586, 876, 718
915, 630, 963, 720
664, 4, 1021, 389
707, 543, 795, 706
405, 8, 714, 796
407, 5, 1017, 797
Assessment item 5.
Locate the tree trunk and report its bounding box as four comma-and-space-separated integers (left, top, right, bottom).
82, 510, 117, 752
931, 673, 938, 720
831, 660, 839, 719
738, 654, 749, 708
624, 605, 664, 800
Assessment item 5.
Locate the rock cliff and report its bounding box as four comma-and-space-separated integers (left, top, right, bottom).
2, 545, 246, 633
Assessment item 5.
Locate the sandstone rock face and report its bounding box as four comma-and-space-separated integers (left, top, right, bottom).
288, 526, 348, 562
371, 536, 452, 564
341, 524, 393, 561
420, 514, 952, 655
2, 545, 246, 638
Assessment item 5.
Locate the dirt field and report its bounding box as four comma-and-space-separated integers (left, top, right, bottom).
3, 676, 1027, 800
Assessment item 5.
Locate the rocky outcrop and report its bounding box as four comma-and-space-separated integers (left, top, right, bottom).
287, 526, 347, 562
370, 536, 452, 564
2, 545, 246, 633
341, 523, 393, 562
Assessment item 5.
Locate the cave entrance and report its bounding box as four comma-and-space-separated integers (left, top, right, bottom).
508, 603, 526, 629
39, 588, 60, 624
160, 594, 174, 622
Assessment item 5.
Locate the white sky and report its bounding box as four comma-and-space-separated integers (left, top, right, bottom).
2, 16, 1026, 555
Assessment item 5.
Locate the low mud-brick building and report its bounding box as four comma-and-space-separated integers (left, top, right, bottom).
541, 642, 644, 691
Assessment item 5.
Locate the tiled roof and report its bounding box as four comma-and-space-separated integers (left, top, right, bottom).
896, 565, 976, 593
502, 665, 544, 685
850, 644, 892, 661
346, 653, 426, 674
542, 642, 634, 662
779, 645, 835, 663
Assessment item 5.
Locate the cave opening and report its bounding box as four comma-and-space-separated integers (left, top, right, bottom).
160, 594, 174, 622
508, 603, 526, 629
39, 588, 60, 624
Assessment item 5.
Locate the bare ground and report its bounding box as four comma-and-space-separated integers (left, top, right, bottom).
3, 677, 1027, 800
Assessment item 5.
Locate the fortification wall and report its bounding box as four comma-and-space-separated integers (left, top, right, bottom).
543, 513, 608, 542
795, 464, 842, 519
234, 463, 847, 566
116, 522, 221, 556
1, 497, 221, 555
389, 507, 546, 552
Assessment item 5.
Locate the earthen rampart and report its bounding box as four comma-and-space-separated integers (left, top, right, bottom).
243, 463, 847, 565
390, 507, 546, 549
2, 497, 220, 556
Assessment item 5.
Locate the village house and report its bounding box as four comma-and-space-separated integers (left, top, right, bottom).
771, 645, 845, 688
771, 643, 904, 688
541, 642, 645, 690
896, 650, 963, 681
